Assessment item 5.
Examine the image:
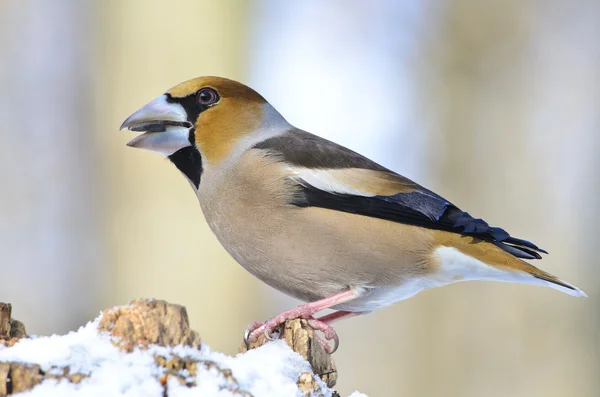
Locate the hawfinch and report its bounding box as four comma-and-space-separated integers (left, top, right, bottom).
121, 76, 585, 353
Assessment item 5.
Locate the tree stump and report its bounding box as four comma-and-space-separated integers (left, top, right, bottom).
0, 300, 342, 396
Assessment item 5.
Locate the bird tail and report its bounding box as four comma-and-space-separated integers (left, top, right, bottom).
484, 246, 587, 297
435, 235, 587, 297
521, 264, 587, 297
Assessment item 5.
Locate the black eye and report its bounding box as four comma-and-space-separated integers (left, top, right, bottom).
197, 88, 219, 106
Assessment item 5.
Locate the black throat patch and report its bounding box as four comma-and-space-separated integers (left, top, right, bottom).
165, 93, 207, 189
168, 129, 202, 188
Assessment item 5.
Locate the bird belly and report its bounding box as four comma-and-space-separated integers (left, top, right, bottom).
199, 190, 440, 310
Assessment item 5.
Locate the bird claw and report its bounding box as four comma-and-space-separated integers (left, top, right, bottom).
245, 320, 282, 344
264, 324, 281, 341
244, 321, 265, 348
312, 329, 339, 354
306, 318, 340, 354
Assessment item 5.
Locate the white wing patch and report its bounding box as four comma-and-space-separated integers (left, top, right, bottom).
287, 167, 377, 197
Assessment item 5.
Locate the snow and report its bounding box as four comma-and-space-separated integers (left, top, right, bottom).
0, 315, 365, 397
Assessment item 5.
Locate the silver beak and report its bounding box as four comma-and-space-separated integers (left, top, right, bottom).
120, 95, 193, 156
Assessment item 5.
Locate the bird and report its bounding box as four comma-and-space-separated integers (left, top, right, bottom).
120, 76, 586, 353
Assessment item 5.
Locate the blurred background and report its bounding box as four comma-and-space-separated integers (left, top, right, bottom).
1, 0, 598, 396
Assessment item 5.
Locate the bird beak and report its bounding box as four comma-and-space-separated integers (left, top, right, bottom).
120, 95, 193, 156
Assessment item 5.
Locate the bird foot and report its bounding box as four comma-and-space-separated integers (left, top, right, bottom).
244, 314, 340, 354
246, 305, 315, 343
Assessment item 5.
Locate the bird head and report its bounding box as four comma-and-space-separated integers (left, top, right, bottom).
120, 76, 288, 188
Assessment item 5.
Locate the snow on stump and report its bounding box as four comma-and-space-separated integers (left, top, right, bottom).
239, 318, 337, 388
0, 300, 362, 397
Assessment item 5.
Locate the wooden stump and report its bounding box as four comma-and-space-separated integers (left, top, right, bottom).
0, 301, 339, 396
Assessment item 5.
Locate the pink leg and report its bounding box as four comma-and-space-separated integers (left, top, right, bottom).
246, 289, 364, 350
316, 310, 363, 325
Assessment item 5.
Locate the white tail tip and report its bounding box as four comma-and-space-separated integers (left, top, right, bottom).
544, 280, 587, 297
